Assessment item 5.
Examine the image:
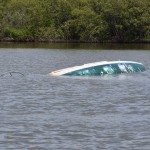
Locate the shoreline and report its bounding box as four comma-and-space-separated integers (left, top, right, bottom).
0, 38, 150, 44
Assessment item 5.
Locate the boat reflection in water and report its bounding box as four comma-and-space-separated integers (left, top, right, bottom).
49, 61, 145, 76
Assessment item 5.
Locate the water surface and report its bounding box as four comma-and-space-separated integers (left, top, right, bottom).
0, 43, 150, 150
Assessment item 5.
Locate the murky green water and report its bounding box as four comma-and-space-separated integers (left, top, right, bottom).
0, 42, 150, 150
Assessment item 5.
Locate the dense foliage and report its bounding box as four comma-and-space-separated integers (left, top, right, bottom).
0, 0, 150, 42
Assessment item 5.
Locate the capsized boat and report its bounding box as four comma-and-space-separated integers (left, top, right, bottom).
49, 61, 145, 76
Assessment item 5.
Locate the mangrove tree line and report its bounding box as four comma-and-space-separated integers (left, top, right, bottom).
0, 0, 150, 42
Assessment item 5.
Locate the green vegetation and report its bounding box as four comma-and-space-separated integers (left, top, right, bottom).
0, 0, 150, 42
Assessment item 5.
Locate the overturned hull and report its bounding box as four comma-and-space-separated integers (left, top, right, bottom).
49, 61, 145, 76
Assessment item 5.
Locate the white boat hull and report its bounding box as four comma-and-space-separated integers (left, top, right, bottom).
49, 61, 145, 76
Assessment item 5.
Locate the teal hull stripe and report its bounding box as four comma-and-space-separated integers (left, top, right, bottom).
64, 63, 145, 76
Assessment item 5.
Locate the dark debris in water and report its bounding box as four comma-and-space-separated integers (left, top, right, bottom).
0, 72, 24, 77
